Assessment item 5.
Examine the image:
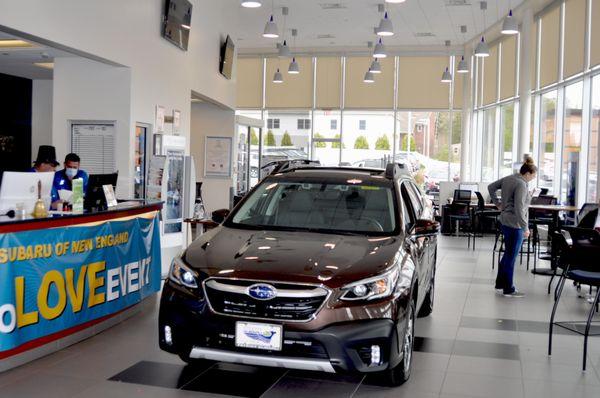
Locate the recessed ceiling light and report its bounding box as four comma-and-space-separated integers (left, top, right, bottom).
385, 0, 406, 3
33, 62, 54, 70
0, 39, 34, 49
241, 0, 262, 8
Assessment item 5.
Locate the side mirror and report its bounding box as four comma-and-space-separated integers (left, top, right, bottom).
211, 208, 230, 224
414, 219, 440, 237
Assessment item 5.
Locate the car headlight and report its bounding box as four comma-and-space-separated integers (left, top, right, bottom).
169, 255, 198, 289
340, 267, 400, 301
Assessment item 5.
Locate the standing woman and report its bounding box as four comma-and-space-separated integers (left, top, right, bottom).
488, 156, 538, 297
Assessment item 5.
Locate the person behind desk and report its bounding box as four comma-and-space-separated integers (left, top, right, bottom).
30, 145, 59, 173
52, 153, 89, 205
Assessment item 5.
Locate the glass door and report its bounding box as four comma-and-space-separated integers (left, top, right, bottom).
235, 123, 262, 195
134, 124, 148, 199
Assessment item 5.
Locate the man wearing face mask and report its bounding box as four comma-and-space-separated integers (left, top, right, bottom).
52, 153, 89, 203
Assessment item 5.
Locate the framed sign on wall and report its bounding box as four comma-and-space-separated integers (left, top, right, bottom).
204, 136, 232, 177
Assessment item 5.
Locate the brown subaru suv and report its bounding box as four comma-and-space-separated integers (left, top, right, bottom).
159, 164, 439, 386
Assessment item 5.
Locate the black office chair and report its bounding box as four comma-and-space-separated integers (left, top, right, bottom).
448, 202, 472, 241
469, 191, 500, 251
530, 195, 558, 261
548, 230, 600, 371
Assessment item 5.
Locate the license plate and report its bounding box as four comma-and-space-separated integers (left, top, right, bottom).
235, 321, 283, 351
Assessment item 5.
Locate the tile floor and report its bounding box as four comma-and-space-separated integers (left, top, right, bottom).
1, 235, 599, 398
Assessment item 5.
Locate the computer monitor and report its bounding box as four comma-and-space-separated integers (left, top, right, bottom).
0, 172, 54, 215
84, 172, 118, 211
453, 189, 472, 204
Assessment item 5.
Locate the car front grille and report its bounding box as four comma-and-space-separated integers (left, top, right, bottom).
203, 278, 329, 322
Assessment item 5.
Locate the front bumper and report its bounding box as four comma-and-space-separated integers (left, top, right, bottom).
158, 282, 402, 373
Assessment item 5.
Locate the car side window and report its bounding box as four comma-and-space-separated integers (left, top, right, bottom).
400, 182, 417, 230
403, 181, 422, 219
408, 182, 424, 216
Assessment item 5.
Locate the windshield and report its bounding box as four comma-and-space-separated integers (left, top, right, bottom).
229, 177, 397, 235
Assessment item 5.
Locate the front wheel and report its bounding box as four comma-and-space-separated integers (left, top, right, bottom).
380, 300, 415, 386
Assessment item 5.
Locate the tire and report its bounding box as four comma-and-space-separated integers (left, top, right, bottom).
418, 266, 435, 318
380, 299, 415, 387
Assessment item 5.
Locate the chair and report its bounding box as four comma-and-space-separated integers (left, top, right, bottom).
548, 230, 600, 370
576, 204, 599, 227
530, 195, 558, 261
448, 202, 472, 241
469, 191, 500, 250
453, 189, 472, 204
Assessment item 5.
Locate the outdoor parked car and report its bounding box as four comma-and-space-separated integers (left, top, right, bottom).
159, 164, 439, 386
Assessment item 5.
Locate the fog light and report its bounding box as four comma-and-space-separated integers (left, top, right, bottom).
370, 345, 381, 366
164, 325, 173, 345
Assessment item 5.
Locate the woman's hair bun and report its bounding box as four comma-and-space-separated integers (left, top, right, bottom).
523, 155, 534, 165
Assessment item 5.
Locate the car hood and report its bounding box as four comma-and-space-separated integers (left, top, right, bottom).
184, 226, 403, 289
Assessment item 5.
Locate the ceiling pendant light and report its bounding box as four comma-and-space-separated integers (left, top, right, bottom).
377, 11, 394, 36
385, 0, 406, 3
370, 58, 382, 74
475, 2, 489, 57
278, 39, 291, 57
475, 36, 489, 57
457, 56, 469, 73
263, 15, 279, 38
373, 38, 387, 58
273, 68, 283, 83
501, 10, 519, 35
364, 68, 375, 83
241, 0, 262, 7
441, 67, 452, 83
288, 57, 299, 74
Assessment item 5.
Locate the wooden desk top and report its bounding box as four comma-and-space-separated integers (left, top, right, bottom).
184, 218, 219, 228
529, 204, 579, 212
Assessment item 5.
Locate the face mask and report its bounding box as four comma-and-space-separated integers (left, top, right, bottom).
65, 167, 78, 178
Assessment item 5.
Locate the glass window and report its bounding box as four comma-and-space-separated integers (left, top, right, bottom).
229, 177, 397, 235
134, 125, 147, 199
267, 118, 280, 129
500, 104, 515, 177
481, 108, 497, 182
341, 111, 394, 169
562, 81, 583, 205
313, 110, 341, 166
450, 112, 463, 183
539, 90, 557, 194
589, 75, 600, 202
262, 111, 310, 177
297, 119, 311, 130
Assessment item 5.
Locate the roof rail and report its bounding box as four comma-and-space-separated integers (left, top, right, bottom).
268, 159, 321, 175
384, 162, 411, 179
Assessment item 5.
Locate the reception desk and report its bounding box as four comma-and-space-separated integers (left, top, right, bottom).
0, 201, 163, 372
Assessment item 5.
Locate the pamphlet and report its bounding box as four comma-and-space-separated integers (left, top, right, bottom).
72, 178, 84, 213
103, 184, 118, 207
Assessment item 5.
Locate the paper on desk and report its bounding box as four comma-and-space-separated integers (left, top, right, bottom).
58, 189, 73, 202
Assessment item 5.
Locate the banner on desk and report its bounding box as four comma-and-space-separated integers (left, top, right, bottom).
0, 213, 162, 354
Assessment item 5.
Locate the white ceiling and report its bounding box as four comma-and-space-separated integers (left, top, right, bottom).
0, 32, 74, 80
228, 0, 525, 54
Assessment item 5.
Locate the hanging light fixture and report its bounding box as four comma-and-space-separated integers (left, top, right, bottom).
241, 0, 262, 7
364, 68, 375, 83
273, 68, 283, 83
475, 36, 489, 57
441, 67, 452, 83
370, 58, 382, 74
457, 26, 469, 73
373, 38, 387, 58
288, 57, 299, 74
278, 40, 291, 57
288, 29, 299, 73
385, 0, 406, 3
501, 10, 519, 35
377, 11, 394, 37
263, 15, 279, 38
457, 56, 469, 73
475, 2, 489, 57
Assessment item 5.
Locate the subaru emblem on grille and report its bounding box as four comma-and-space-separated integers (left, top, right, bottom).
247, 283, 277, 300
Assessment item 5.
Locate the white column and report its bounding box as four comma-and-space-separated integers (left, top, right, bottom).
517, 6, 535, 159
460, 50, 472, 181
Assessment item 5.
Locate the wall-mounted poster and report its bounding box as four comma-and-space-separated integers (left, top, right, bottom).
173, 109, 181, 133
204, 136, 232, 177
155, 105, 165, 132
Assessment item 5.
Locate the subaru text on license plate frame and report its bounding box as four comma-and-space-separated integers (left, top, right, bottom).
235, 321, 283, 351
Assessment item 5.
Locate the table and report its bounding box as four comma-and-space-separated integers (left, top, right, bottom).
184, 218, 219, 245
529, 204, 579, 275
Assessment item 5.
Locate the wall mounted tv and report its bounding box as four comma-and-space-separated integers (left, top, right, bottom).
162, 0, 193, 51
219, 36, 235, 80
